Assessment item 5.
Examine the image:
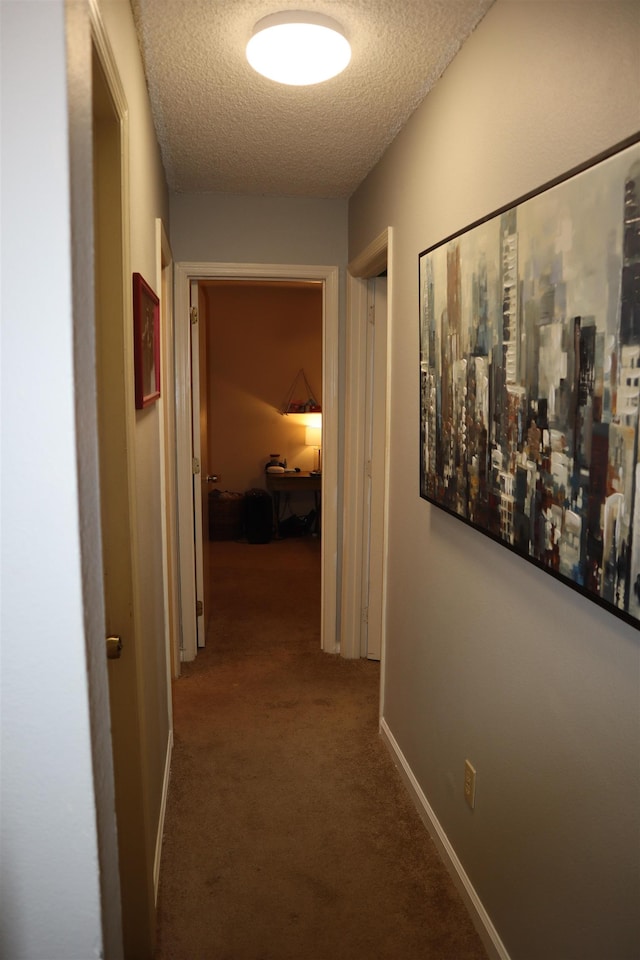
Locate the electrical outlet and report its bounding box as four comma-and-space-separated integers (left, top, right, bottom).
464, 759, 476, 810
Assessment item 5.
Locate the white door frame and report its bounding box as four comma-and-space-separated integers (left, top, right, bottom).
156, 219, 181, 682
359, 277, 387, 660
175, 261, 340, 660
189, 279, 207, 650
341, 230, 392, 679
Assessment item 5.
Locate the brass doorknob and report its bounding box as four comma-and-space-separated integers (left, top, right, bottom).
106, 636, 123, 660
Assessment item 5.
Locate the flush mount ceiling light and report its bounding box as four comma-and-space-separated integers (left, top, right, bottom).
246, 11, 351, 86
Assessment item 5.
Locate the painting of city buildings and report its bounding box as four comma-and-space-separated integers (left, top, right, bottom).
419, 137, 640, 626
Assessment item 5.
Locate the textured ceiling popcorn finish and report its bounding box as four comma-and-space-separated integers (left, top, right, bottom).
131, 0, 494, 198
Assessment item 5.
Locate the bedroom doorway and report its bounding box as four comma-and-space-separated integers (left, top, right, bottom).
175, 262, 340, 662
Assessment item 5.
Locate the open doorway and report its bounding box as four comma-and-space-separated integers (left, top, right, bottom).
202, 280, 322, 507
175, 262, 340, 662
198, 278, 324, 646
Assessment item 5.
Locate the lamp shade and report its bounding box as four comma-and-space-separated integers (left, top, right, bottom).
246, 11, 351, 86
305, 426, 321, 447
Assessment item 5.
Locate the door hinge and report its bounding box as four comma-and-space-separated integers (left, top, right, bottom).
368, 304, 375, 325
196, 600, 203, 617
190, 306, 198, 325
192, 457, 201, 474
366, 459, 373, 479
362, 606, 368, 624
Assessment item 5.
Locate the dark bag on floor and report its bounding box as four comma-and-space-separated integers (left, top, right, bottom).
279, 509, 316, 538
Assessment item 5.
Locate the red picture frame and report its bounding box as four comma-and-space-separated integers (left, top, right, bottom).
133, 272, 160, 409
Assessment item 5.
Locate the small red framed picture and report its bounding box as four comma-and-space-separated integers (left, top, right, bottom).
133, 272, 160, 409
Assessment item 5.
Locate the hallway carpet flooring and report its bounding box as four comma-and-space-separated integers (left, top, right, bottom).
156, 537, 488, 960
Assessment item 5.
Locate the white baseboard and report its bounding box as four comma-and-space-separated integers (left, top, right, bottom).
380, 718, 511, 960
154, 729, 173, 903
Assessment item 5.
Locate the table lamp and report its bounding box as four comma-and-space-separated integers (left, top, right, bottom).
305, 424, 322, 473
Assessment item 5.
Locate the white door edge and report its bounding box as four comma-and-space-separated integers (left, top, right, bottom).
342, 229, 392, 685
364, 277, 388, 661
175, 270, 198, 661
190, 280, 206, 649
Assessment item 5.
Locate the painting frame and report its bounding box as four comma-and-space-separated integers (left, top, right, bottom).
133, 272, 161, 409
419, 132, 640, 629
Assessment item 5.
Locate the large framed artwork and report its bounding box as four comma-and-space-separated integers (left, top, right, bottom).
419, 134, 640, 627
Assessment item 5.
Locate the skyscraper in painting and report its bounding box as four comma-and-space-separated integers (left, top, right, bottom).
617, 160, 640, 614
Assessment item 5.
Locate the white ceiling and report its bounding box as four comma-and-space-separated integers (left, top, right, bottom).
130, 0, 494, 199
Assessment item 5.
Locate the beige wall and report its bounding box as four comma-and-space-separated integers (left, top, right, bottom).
170, 193, 347, 267
96, 0, 172, 948
204, 282, 323, 495
350, 2, 640, 959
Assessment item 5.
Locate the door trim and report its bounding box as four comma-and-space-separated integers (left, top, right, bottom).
360, 278, 387, 660
175, 261, 340, 659
190, 279, 207, 649
341, 229, 392, 680
156, 218, 181, 681
154, 217, 176, 899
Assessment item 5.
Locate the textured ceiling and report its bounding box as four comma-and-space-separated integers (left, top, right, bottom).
130, 0, 494, 198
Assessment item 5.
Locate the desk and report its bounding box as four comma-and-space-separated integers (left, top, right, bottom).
265, 471, 321, 538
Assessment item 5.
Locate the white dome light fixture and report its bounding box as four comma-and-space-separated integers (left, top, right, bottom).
246, 11, 351, 86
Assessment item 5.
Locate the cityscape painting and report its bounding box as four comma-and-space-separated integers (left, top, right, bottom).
419, 135, 640, 627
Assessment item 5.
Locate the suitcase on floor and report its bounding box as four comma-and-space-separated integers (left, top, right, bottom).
244, 489, 272, 543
